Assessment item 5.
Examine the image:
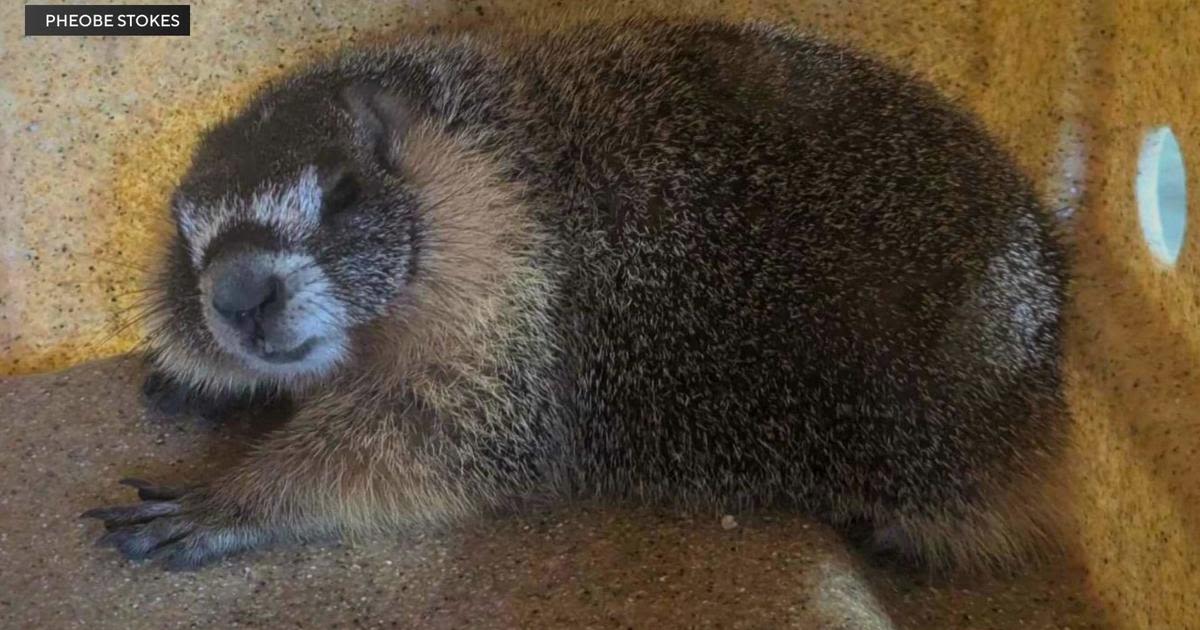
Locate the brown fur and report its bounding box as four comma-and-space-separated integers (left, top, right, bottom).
87, 18, 1072, 573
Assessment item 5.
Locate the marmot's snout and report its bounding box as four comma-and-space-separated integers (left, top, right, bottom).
205, 251, 301, 362
196, 226, 350, 379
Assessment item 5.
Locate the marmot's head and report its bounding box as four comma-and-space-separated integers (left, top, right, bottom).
146, 72, 423, 393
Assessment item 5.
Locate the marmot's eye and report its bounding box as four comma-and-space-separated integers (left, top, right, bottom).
322, 172, 360, 218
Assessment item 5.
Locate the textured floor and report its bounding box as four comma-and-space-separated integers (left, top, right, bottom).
0, 357, 1109, 629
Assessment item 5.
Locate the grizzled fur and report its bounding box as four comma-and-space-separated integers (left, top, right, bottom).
84, 18, 1070, 571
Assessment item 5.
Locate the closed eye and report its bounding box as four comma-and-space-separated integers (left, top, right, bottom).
322, 172, 360, 218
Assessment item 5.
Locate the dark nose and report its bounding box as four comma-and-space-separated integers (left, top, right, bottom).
210, 264, 285, 334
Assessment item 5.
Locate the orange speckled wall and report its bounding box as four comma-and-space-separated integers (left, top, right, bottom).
1064, 1, 1200, 627
1, 2, 1196, 627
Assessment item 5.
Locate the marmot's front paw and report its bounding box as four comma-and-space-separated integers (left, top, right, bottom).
142, 370, 281, 423
142, 371, 227, 420
82, 479, 269, 570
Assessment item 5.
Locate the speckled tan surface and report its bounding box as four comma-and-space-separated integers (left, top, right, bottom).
1062, 3, 1200, 628
1, 1, 1197, 628
0, 357, 1109, 629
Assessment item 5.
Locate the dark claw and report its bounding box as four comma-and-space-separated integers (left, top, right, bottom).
84, 478, 266, 570
81, 501, 182, 528
98, 517, 196, 560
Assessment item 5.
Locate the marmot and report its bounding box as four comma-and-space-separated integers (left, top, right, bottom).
84, 17, 1071, 572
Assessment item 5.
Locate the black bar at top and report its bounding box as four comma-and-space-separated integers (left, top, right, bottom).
25, 5, 190, 37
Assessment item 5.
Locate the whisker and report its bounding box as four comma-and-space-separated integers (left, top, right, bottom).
84, 255, 153, 275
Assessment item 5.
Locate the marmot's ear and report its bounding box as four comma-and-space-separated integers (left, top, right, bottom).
339, 83, 412, 169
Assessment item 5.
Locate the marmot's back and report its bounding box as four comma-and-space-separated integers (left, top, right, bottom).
492, 21, 1069, 569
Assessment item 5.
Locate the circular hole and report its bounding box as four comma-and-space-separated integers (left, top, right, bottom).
1136, 126, 1188, 265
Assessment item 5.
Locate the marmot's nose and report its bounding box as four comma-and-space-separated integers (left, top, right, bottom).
210, 263, 285, 332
